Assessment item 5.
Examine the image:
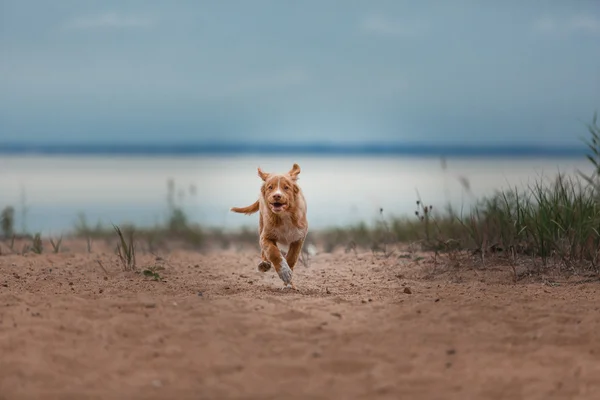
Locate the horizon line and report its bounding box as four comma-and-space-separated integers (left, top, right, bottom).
0, 142, 590, 158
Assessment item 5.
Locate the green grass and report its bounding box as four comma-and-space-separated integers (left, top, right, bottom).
464, 174, 599, 267
142, 265, 165, 282
114, 224, 136, 271
314, 169, 600, 273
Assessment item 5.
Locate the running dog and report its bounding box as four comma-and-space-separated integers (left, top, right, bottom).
230, 163, 308, 288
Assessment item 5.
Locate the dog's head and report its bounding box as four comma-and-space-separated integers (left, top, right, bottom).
257, 163, 301, 214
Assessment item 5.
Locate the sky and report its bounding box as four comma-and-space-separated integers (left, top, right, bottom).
1, 0, 599, 146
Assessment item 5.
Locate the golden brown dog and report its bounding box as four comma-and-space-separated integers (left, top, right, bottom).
230, 163, 308, 288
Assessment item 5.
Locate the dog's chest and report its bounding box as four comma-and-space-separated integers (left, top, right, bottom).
271, 220, 306, 245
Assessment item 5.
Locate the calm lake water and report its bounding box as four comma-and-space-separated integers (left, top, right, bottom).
0, 155, 594, 235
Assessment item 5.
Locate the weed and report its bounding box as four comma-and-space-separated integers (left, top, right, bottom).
345, 240, 358, 255
373, 208, 396, 258
457, 172, 600, 273
114, 225, 136, 271
142, 265, 164, 281
1, 206, 15, 237
96, 260, 109, 276
32, 233, 43, 254
50, 236, 63, 254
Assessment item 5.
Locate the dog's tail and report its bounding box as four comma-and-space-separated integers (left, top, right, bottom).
230, 200, 260, 215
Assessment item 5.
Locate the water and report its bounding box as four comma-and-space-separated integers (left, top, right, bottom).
0, 155, 593, 235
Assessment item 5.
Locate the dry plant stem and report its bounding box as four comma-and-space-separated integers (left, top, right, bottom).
96, 260, 109, 275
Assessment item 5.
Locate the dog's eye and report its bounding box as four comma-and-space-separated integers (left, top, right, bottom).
268, 185, 273, 190
284, 186, 290, 190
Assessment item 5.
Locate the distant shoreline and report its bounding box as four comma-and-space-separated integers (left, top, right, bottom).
0, 143, 588, 158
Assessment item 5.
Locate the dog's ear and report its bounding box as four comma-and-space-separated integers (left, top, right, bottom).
257, 167, 269, 181
288, 163, 301, 181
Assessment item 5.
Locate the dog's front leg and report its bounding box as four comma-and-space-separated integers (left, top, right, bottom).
260, 237, 293, 287
286, 238, 305, 271
257, 249, 272, 272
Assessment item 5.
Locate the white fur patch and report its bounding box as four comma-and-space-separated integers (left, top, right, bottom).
273, 178, 283, 197
277, 258, 293, 285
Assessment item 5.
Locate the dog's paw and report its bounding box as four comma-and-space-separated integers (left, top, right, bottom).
277, 259, 293, 285
257, 261, 272, 272
281, 282, 298, 291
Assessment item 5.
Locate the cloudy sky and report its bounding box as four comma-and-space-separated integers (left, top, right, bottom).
1, 0, 599, 145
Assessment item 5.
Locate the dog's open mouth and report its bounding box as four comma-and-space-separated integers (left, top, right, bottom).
270, 202, 286, 212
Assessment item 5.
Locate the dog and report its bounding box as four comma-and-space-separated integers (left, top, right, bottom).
230, 163, 308, 289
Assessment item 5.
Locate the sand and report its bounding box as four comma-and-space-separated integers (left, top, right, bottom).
1, 240, 599, 399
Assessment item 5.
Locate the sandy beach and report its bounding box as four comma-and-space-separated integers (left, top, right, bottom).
1, 239, 599, 399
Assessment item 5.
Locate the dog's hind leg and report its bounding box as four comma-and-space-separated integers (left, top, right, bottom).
285, 238, 305, 271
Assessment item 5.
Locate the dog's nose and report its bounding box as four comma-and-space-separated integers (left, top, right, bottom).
273, 193, 282, 201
